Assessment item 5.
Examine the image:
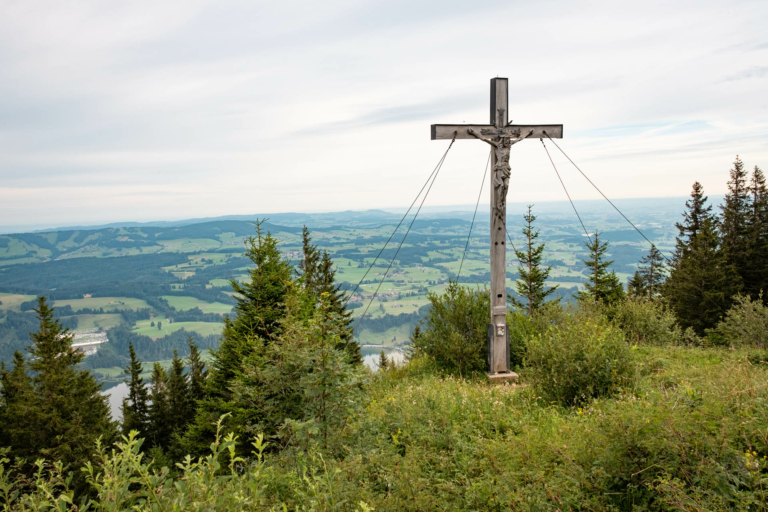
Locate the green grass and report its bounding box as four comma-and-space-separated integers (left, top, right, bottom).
161, 295, 233, 314
257, 346, 768, 509
53, 297, 150, 311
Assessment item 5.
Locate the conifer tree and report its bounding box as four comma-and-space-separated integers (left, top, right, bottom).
378, 350, 388, 372
0, 351, 33, 448
745, 165, 768, 299
0, 298, 115, 481
673, 182, 713, 263
317, 250, 361, 364
121, 342, 149, 437
628, 245, 666, 299
166, 350, 189, 435
720, 156, 751, 283
183, 220, 292, 455
147, 362, 170, 449
187, 339, 206, 404
298, 226, 321, 298
511, 205, 558, 314
578, 232, 624, 304
663, 218, 741, 334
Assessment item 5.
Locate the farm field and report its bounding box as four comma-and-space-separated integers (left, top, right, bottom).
161, 295, 233, 314
132, 318, 223, 339
0, 292, 36, 311
53, 297, 151, 311
74, 313, 123, 330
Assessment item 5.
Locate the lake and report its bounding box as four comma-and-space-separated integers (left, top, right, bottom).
101, 346, 405, 421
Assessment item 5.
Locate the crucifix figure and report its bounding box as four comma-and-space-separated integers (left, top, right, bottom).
430, 78, 563, 381
467, 128, 533, 215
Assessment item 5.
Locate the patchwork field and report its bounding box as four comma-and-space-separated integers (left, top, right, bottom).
53, 297, 151, 311
0, 292, 36, 311
161, 295, 233, 314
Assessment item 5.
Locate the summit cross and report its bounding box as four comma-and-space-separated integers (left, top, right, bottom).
430, 77, 563, 380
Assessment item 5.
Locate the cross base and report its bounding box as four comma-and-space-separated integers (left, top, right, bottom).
486, 372, 519, 384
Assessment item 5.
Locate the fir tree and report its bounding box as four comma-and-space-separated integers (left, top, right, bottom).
673, 182, 713, 263
298, 226, 321, 299
628, 245, 666, 299
187, 338, 207, 404
663, 218, 741, 334
147, 362, 170, 449
121, 342, 149, 437
166, 350, 189, 435
720, 156, 751, 283
183, 220, 292, 455
378, 350, 389, 372
317, 250, 361, 364
0, 351, 33, 449
0, 298, 115, 484
511, 205, 558, 314
578, 232, 624, 304
745, 165, 768, 299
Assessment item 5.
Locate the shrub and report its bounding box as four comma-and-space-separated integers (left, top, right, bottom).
524, 304, 636, 405
411, 282, 489, 376
610, 296, 684, 346
507, 302, 566, 369
714, 293, 768, 348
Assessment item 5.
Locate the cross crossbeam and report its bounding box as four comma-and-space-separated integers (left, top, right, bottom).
429, 78, 563, 379
431, 124, 563, 140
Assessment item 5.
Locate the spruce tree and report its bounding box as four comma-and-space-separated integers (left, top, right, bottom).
673, 181, 713, 263
578, 232, 624, 304
628, 245, 666, 299
663, 218, 741, 334
378, 350, 389, 371
147, 362, 170, 449
745, 165, 768, 299
187, 338, 207, 404
0, 351, 33, 449
720, 156, 751, 284
317, 250, 361, 364
511, 205, 558, 314
0, 298, 115, 481
121, 342, 149, 437
166, 350, 189, 435
183, 220, 292, 455
299, 226, 321, 298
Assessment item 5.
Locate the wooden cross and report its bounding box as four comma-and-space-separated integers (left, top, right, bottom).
431, 77, 563, 379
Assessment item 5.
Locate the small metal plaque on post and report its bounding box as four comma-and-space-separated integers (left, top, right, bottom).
496, 324, 506, 337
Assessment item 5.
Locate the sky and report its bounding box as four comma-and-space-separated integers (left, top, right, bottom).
0, 0, 766, 231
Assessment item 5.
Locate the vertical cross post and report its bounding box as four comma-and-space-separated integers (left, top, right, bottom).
488, 78, 509, 375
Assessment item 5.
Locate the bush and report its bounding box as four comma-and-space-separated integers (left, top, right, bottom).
609, 296, 684, 346
506, 302, 565, 369
524, 304, 636, 405
714, 293, 768, 348
411, 282, 489, 376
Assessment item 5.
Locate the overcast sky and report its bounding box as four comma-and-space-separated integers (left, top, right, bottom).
0, 0, 766, 231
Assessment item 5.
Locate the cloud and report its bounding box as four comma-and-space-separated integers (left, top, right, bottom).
723, 66, 768, 81
0, 0, 767, 229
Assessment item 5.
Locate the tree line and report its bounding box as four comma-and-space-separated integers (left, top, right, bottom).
506, 156, 767, 339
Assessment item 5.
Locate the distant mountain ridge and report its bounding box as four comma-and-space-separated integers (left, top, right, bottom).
14, 195, 716, 235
